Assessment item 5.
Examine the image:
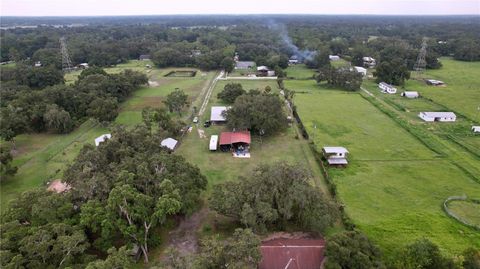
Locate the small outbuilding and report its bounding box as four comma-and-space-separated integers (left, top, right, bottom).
209, 135, 218, 151
329, 55, 340, 61
288, 55, 299, 65
210, 106, 228, 123
418, 112, 456, 122
78, 63, 89, 69
161, 138, 178, 151
322, 146, 349, 166
139, 54, 151, 61
235, 61, 255, 70
363, 56, 376, 68
401, 91, 419, 98
425, 79, 445, 86
471, 126, 480, 133
95, 134, 111, 146
379, 82, 397, 94
354, 66, 367, 77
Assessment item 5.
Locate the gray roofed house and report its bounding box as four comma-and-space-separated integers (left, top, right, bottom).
322, 146, 349, 166
210, 106, 228, 122
235, 61, 255, 69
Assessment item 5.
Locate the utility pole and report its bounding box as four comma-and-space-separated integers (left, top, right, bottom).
59, 37, 73, 73
414, 37, 428, 79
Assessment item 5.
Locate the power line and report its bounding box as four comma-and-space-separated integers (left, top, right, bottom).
414, 37, 428, 77
59, 37, 74, 73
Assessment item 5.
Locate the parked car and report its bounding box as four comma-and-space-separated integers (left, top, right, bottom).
204, 120, 211, 128
193, 116, 198, 123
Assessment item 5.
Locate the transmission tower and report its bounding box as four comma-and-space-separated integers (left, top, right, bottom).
59, 37, 74, 72
414, 37, 428, 77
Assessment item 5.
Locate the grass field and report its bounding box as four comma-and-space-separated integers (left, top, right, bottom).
285, 64, 317, 79
288, 60, 480, 257
0, 62, 214, 210
447, 200, 480, 227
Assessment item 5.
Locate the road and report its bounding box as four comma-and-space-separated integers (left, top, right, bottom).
198, 71, 224, 116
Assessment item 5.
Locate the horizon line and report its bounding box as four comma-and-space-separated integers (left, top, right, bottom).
1, 13, 479, 18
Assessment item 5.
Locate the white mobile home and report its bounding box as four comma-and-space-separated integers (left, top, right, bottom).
418, 112, 456, 122
401, 91, 419, 98
379, 82, 397, 94
209, 135, 218, 151
472, 126, 480, 133
322, 146, 349, 166
95, 134, 111, 146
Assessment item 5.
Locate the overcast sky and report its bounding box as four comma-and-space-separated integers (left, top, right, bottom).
1, 0, 479, 16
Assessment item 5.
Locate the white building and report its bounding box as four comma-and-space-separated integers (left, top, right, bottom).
34, 61, 42, 67
289, 56, 299, 65
161, 138, 178, 151
354, 66, 367, 77
329, 55, 340, 61
210, 106, 228, 122
401, 91, 419, 98
235, 61, 255, 70
78, 63, 89, 69
472, 126, 480, 133
379, 82, 397, 94
209, 135, 218, 151
362, 56, 376, 68
95, 134, 111, 146
418, 112, 456, 122
426, 79, 445, 86
322, 146, 349, 166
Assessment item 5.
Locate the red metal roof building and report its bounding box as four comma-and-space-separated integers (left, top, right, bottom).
259, 238, 326, 269
219, 131, 251, 145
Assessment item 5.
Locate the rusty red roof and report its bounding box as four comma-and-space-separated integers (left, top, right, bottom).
259, 238, 326, 269
219, 131, 251, 145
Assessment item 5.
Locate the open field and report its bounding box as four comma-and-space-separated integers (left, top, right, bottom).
285, 64, 317, 79
0, 62, 214, 209
447, 200, 480, 227
289, 59, 480, 257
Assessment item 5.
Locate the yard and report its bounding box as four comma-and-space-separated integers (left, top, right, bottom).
0, 62, 215, 209
289, 70, 480, 257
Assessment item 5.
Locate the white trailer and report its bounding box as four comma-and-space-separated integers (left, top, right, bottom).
209, 135, 218, 151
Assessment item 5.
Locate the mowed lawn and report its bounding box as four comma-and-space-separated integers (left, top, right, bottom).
291, 80, 480, 256
1, 63, 214, 209
177, 78, 329, 193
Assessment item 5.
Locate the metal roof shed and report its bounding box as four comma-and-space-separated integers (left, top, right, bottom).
161, 138, 178, 151
95, 134, 111, 146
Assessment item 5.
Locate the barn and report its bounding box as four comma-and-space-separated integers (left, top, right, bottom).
219, 131, 251, 157
259, 238, 326, 269
401, 91, 419, 98
379, 82, 397, 94
418, 112, 456, 122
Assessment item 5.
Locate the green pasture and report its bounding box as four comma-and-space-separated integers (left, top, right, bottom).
446, 199, 480, 228
285, 64, 317, 79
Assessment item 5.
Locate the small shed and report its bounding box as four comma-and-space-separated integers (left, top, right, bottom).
95, 134, 111, 146
418, 112, 456, 122
471, 126, 480, 133
139, 54, 151, 61
161, 138, 178, 151
379, 82, 397, 94
78, 63, 89, 69
210, 106, 228, 123
329, 55, 340, 61
259, 238, 326, 269
401, 91, 419, 98
235, 61, 255, 69
354, 66, 367, 77
426, 79, 445, 86
322, 146, 349, 166
209, 135, 218, 151
289, 55, 299, 65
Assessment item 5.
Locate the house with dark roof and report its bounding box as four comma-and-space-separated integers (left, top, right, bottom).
235, 61, 255, 69
139, 54, 151, 61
